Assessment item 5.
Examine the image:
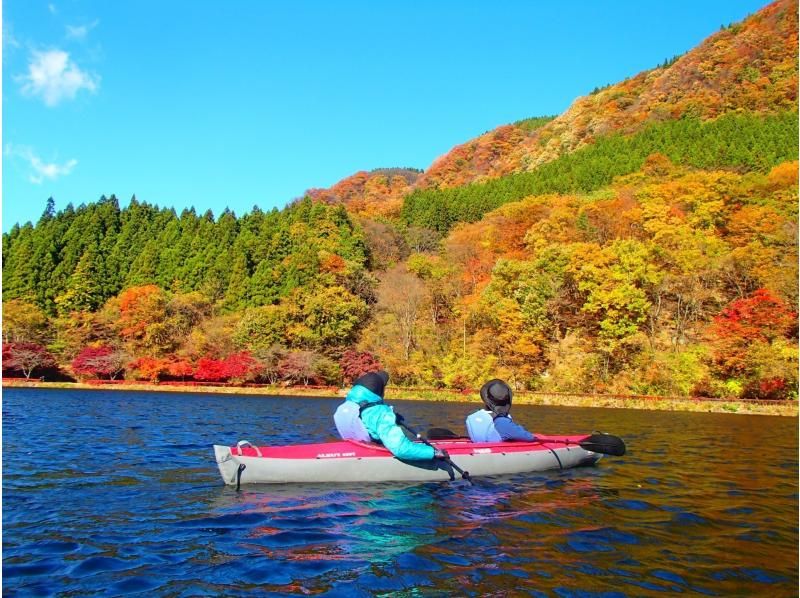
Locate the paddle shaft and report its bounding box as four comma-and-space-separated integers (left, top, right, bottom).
419, 427, 625, 457
399, 422, 474, 484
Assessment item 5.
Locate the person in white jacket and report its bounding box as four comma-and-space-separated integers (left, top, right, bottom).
465, 379, 536, 442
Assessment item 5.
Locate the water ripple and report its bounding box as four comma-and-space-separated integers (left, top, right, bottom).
2, 389, 798, 596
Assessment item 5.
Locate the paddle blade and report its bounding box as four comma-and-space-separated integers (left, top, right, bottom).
580, 433, 626, 456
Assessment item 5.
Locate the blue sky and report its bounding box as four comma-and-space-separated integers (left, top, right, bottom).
2, 0, 769, 232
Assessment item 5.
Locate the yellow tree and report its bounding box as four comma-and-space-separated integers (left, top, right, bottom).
2, 299, 49, 344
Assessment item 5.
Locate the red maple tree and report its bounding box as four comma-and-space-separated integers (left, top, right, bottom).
194, 352, 259, 383
708, 288, 797, 376
3, 342, 57, 379
339, 349, 382, 384
72, 345, 127, 380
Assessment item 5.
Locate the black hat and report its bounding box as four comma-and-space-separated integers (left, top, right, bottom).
479, 379, 512, 417
354, 370, 389, 398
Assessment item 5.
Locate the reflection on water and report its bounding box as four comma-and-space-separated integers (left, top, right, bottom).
3, 388, 798, 596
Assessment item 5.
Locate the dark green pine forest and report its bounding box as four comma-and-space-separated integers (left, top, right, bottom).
3, 197, 372, 316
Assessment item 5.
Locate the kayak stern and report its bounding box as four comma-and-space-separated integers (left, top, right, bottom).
213, 444, 240, 485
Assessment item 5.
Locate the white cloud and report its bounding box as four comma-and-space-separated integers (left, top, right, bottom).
17, 49, 99, 106
66, 20, 99, 40
5, 144, 78, 184
48, 4, 58, 15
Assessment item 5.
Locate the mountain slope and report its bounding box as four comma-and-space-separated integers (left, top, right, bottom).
311, 0, 797, 199
304, 168, 422, 218
419, 0, 797, 189
402, 110, 798, 232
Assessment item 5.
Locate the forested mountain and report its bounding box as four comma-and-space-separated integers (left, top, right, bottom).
314, 0, 797, 200
305, 168, 423, 219
417, 0, 797, 189
3, 0, 798, 400
402, 111, 798, 232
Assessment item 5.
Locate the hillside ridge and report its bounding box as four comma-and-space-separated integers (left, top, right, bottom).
310, 0, 797, 205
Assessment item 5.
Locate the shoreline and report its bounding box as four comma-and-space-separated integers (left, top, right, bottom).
2, 379, 797, 417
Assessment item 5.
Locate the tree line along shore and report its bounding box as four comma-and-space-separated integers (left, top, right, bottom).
3, 379, 795, 417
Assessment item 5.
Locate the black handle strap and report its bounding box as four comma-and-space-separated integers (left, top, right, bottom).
399, 421, 474, 485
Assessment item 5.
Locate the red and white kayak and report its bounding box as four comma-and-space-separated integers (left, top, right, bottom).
213, 433, 615, 485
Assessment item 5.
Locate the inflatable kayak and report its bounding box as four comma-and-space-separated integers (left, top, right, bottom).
213, 433, 625, 485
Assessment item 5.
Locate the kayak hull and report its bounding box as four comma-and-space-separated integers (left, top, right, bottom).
213, 435, 602, 485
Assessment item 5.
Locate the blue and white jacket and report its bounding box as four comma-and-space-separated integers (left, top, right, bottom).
334, 384, 435, 461
465, 409, 535, 443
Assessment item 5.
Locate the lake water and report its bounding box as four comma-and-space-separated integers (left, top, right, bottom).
2, 388, 798, 596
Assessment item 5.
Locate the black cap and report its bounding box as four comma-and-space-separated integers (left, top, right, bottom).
479, 379, 512, 417
354, 370, 389, 398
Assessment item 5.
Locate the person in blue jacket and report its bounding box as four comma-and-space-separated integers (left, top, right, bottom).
334, 370, 448, 461
465, 379, 536, 442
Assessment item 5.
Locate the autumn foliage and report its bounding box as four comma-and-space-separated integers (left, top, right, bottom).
339, 350, 383, 384
118, 286, 166, 340
706, 290, 798, 398
71, 345, 127, 380
3, 342, 57, 379
194, 352, 259, 383
710, 290, 797, 355
412, 0, 798, 191
306, 168, 421, 219
129, 356, 171, 382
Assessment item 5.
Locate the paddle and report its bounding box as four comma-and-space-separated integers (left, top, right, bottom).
539, 433, 627, 456
425, 427, 626, 457
398, 421, 474, 485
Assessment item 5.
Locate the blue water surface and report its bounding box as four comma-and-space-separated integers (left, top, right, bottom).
3, 388, 798, 596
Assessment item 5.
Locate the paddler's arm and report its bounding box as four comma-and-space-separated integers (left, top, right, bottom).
494, 416, 536, 441
362, 405, 436, 460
